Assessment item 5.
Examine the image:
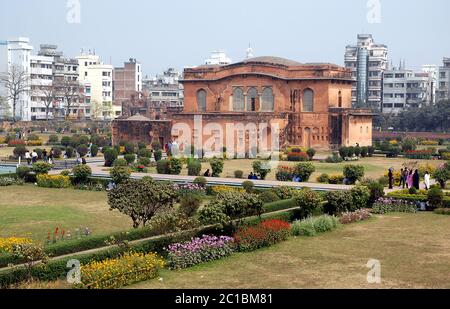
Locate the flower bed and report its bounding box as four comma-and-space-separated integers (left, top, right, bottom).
0, 237, 33, 254
291, 215, 339, 237
7, 140, 26, 147
287, 152, 309, 162
405, 150, 433, 160
210, 185, 245, 195
37, 174, 71, 189
173, 183, 206, 196
166, 235, 234, 270
234, 219, 291, 252
0, 177, 24, 187
75, 252, 165, 289
371, 198, 417, 214
339, 209, 371, 224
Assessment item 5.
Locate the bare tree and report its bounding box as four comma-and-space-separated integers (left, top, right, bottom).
54, 78, 83, 118
0, 65, 30, 122
39, 83, 59, 122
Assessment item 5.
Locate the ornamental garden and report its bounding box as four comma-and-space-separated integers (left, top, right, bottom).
1, 127, 450, 289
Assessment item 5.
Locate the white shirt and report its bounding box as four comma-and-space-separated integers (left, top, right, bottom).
25, 152, 31, 159
424, 174, 431, 186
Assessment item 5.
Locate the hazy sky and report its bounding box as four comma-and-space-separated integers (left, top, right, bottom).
1, 0, 449, 76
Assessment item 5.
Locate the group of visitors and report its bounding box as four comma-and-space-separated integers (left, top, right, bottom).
248, 172, 259, 180
24, 148, 57, 165
390, 168, 432, 191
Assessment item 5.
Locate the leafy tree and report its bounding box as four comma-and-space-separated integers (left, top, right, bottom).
294, 189, 323, 217
187, 158, 202, 176
294, 162, 315, 182
110, 166, 131, 184
32, 162, 53, 175
324, 191, 354, 215
104, 148, 118, 167
72, 164, 92, 184
210, 157, 224, 177
252, 160, 271, 180
343, 165, 365, 184
107, 178, 179, 228
306, 148, 316, 160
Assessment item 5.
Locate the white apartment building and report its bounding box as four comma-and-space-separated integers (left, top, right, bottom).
143, 68, 184, 110
76, 52, 114, 120
382, 67, 434, 114
205, 51, 232, 66
345, 34, 388, 111
437, 58, 450, 101
30, 55, 54, 120
0, 40, 8, 118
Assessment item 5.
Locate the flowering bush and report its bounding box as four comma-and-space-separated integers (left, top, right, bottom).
7, 140, 26, 147
339, 209, 371, 224
76, 252, 165, 289
166, 235, 234, 270
0, 177, 24, 186
0, 237, 33, 253
211, 185, 245, 194
371, 198, 417, 214
27, 139, 43, 147
234, 219, 291, 252
275, 166, 295, 181
37, 174, 71, 188
173, 183, 206, 196
287, 152, 309, 162
420, 140, 439, 146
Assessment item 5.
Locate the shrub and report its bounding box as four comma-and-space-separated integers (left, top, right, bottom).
124, 154, 136, 165
434, 208, 450, 215
328, 175, 344, 184
90, 145, 99, 157
367, 181, 386, 206
368, 146, 375, 157
13, 145, 27, 159
252, 161, 271, 180
65, 146, 75, 158
325, 153, 343, 163
27, 133, 40, 141
433, 163, 450, 189
0, 177, 24, 187
113, 158, 128, 167
409, 187, 418, 195
350, 185, 370, 210
108, 178, 178, 228
199, 191, 264, 227
151, 141, 162, 151
306, 148, 316, 160
386, 146, 401, 158
17, 166, 31, 180
137, 142, 147, 150
169, 157, 183, 175
193, 176, 207, 188
360, 146, 369, 158
32, 162, 52, 175
104, 148, 118, 167
147, 208, 199, 236
294, 162, 315, 182
123, 142, 135, 155
287, 152, 309, 162
52, 147, 62, 159
48, 135, 59, 144
76, 144, 89, 157
317, 173, 330, 183
72, 165, 92, 184
138, 148, 152, 159
259, 190, 281, 203
291, 215, 339, 237
37, 174, 71, 188
187, 159, 202, 176
371, 198, 417, 214
234, 219, 291, 252
324, 191, 353, 215
405, 150, 433, 160
75, 252, 165, 289
242, 181, 255, 193
179, 193, 203, 217
339, 146, 349, 159
354, 146, 362, 157
339, 209, 371, 224
61, 136, 71, 147
271, 186, 297, 200
138, 157, 151, 167
8, 140, 26, 147
210, 158, 224, 177
428, 188, 444, 209
343, 165, 365, 184
110, 166, 131, 184
401, 137, 417, 152
294, 189, 323, 217
234, 170, 244, 179
166, 235, 234, 270
154, 150, 163, 162
276, 166, 295, 181
0, 237, 32, 254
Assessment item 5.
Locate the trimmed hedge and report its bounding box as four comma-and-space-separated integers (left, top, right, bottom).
262, 199, 296, 213
387, 193, 450, 208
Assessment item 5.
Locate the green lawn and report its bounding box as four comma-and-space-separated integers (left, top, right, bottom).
131, 213, 450, 289
0, 185, 132, 241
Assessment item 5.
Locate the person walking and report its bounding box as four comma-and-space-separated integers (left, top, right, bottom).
31, 150, 38, 164
402, 168, 408, 189
42, 149, 48, 163
413, 170, 420, 190
424, 171, 431, 190
48, 149, 54, 165
407, 170, 414, 189
25, 151, 31, 165
388, 168, 394, 189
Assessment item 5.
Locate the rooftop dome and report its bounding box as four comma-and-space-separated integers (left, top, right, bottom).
241, 56, 303, 67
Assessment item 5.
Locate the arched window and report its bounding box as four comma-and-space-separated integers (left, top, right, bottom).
197, 89, 207, 112
261, 87, 274, 111
233, 87, 245, 111
247, 87, 258, 111
303, 89, 314, 112
338, 91, 343, 107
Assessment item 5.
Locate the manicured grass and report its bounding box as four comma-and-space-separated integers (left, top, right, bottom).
0, 185, 132, 241
131, 213, 450, 289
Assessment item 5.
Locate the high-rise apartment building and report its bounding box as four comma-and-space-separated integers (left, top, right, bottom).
437, 58, 450, 101
113, 58, 142, 113
345, 34, 388, 111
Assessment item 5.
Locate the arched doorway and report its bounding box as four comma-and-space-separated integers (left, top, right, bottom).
304, 127, 312, 148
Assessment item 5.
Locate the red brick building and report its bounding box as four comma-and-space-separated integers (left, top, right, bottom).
113, 59, 142, 111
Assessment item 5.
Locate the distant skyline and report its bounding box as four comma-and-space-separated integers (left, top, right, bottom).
1, 0, 449, 76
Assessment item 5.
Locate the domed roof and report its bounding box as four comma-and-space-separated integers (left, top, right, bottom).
241, 56, 303, 67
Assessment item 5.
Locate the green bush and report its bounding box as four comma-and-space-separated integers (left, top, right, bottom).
294, 162, 315, 182
343, 165, 365, 184
90, 145, 99, 157
32, 162, 53, 175
193, 176, 207, 188
138, 148, 152, 158
187, 159, 202, 176
291, 215, 339, 237
360, 146, 368, 158
124, 142, 135, 155
252, 161, 271, 180
317, 173, 330, 183
72, 165, 92, 184
368, 181, 386, 206
52, 147, 62, 159
401, 137, 417, 152
65, 146, 75, 158
113, 158, 128, 167
110, 166, 131, 184
104, 148, 118, 167
13, 145, 27, 159
124, 154, 136, 165
434, 208, 450, 215
324, 191, 353, 215
48, 135, 59, 144
169, 157, 183, 175
368, 146, 375, 157
259, 190, 281, 203
17, 166, 31, 180
61, 136, 71, 147
428, 188, 444, 209
242, 181, 255, 193
325, 153, 343, 163
154, 150, 163, 162
263, 198, 296, 213
151, 141, 162, 151
294, 189, 323, 217
210, 158, 224, 177
138, 157, 151, 167
306, 148, 316, 160
339, 146, 349, 159
328, 175, 344, 184
156, 159, 170, 174
234, 170, 244, 179
179, 193, 203, 217
37, 174, 71, 189
137, 142, 147, 150
354, 146, 361, 157
271, 186, 297, 200
350, 185, 370, 210
76, 144, 89, 157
